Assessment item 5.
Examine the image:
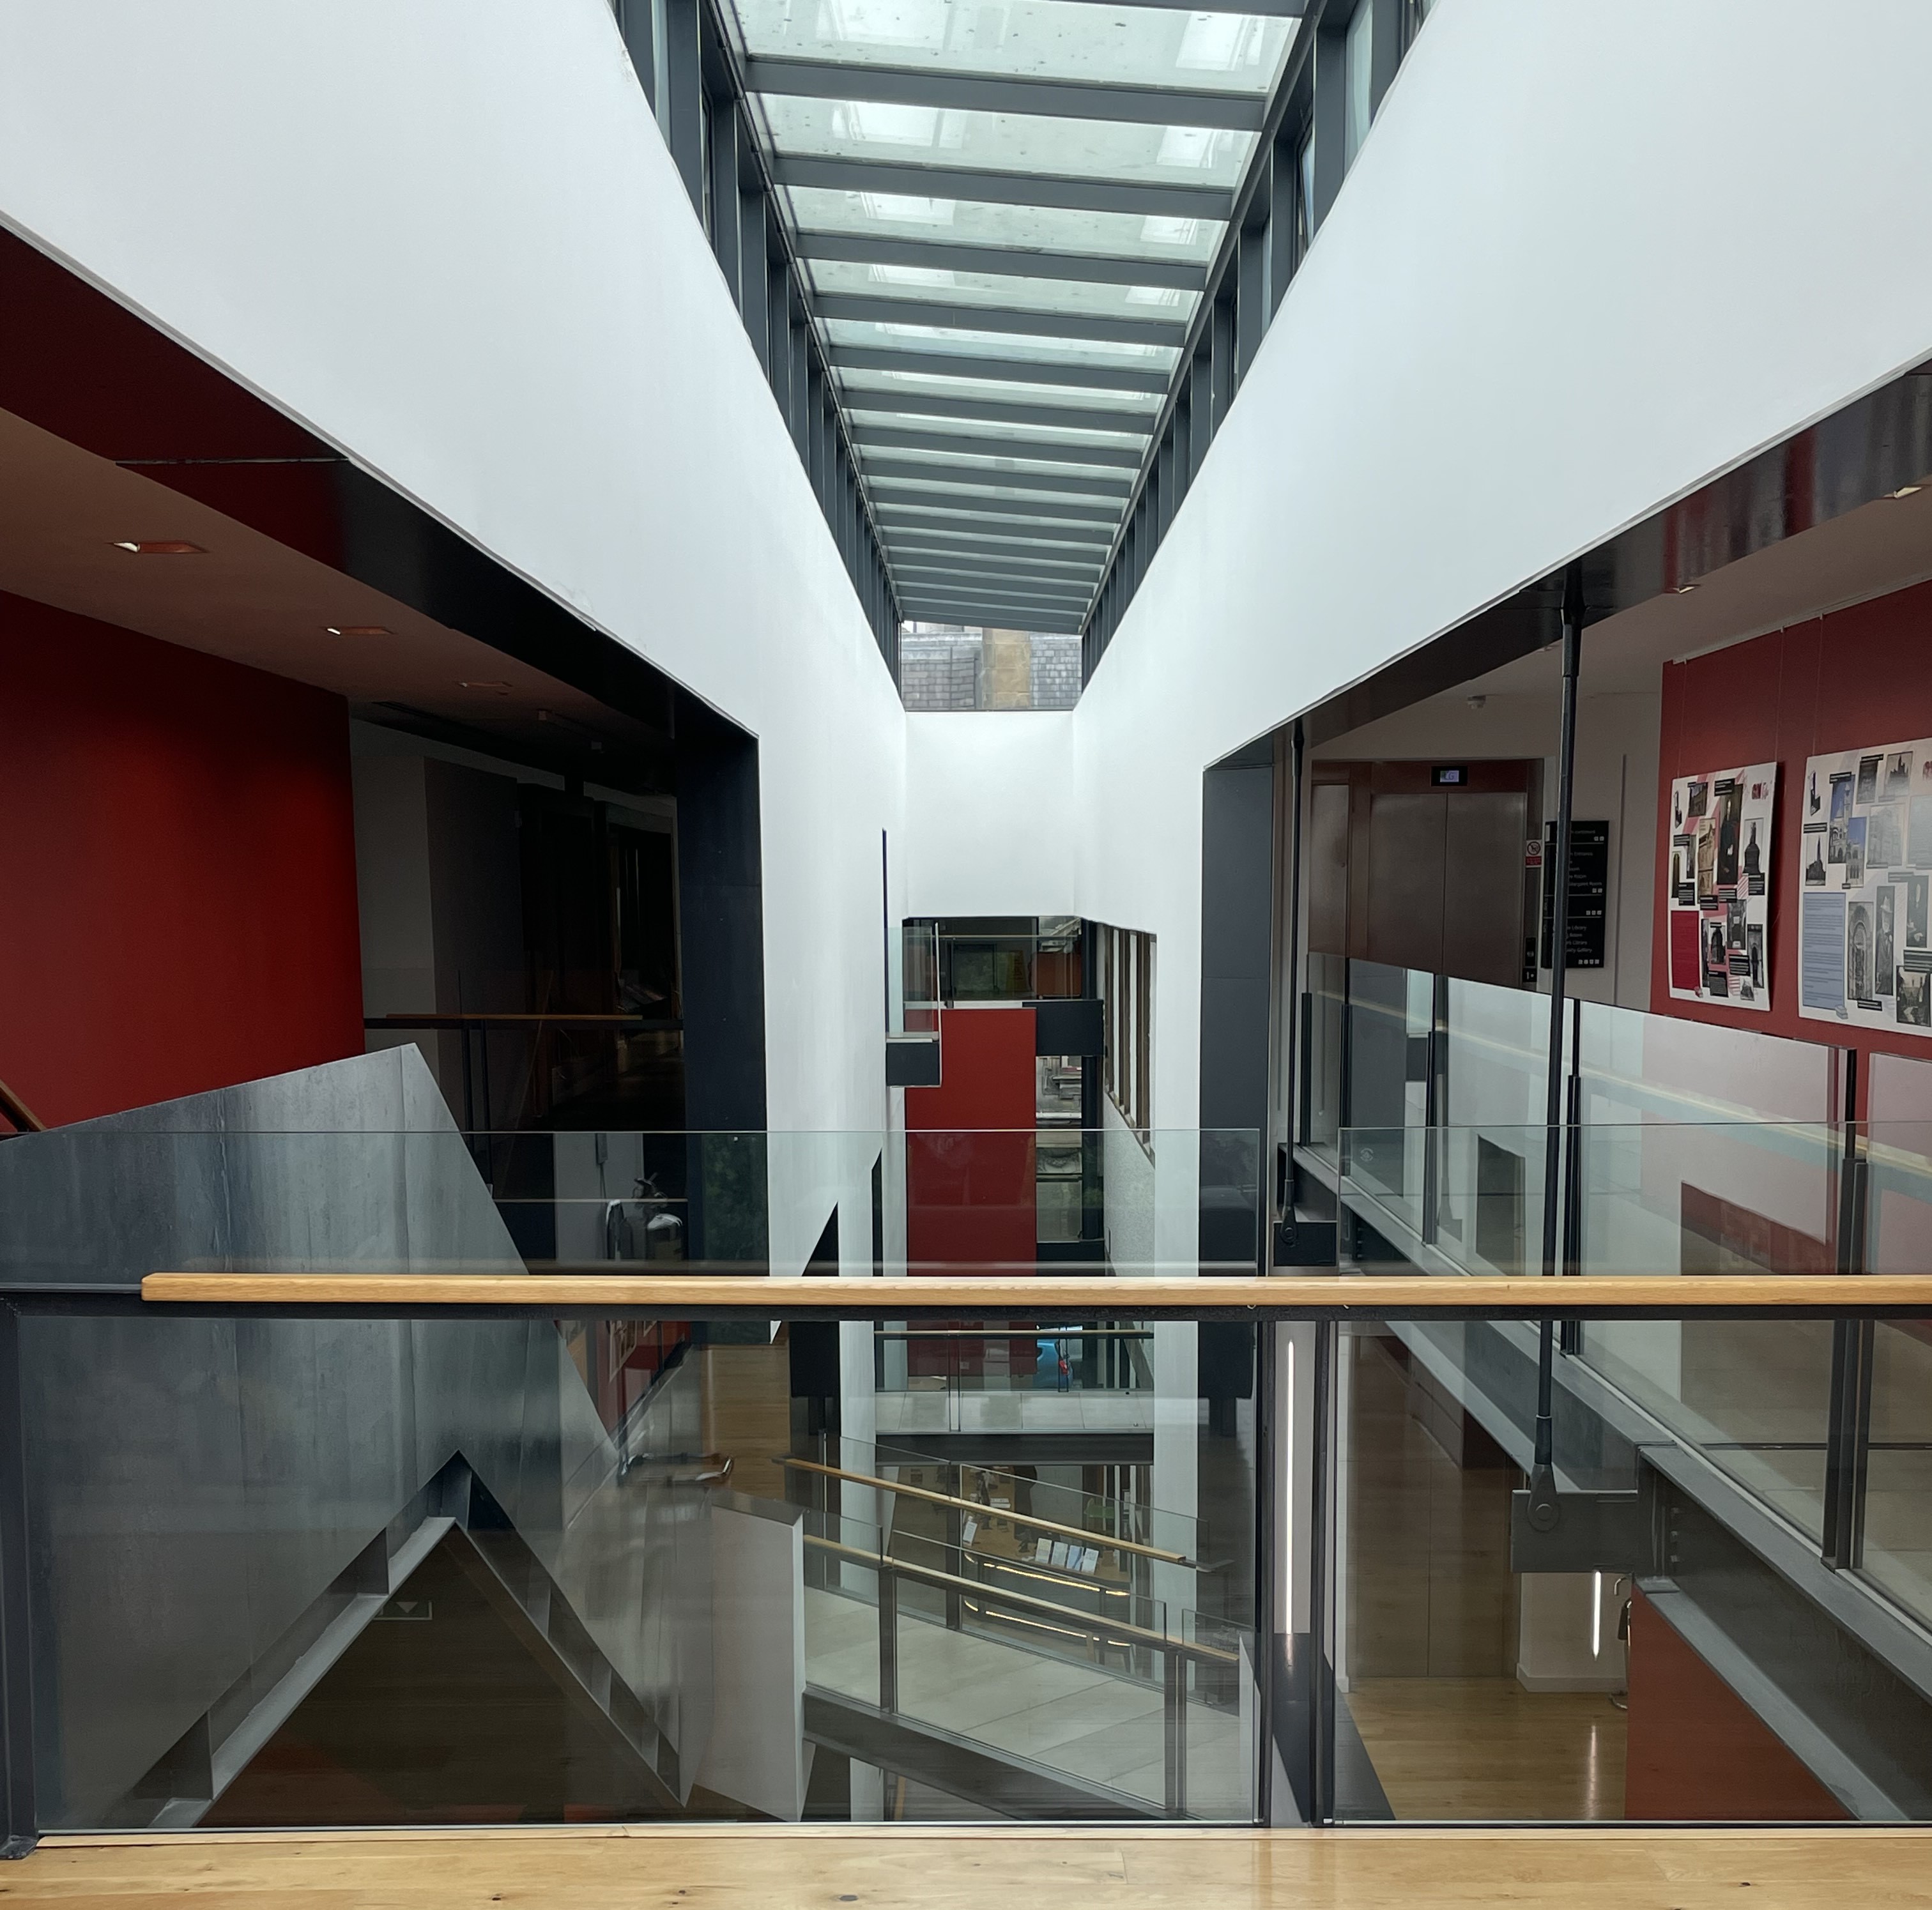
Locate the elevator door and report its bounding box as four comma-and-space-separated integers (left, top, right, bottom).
1311, 763, 1534, 989
1365, 788, 1526, 986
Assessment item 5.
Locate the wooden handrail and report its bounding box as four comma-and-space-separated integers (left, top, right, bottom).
781, 1455, 1193, 1568
802, 1533, 1239, 1665
0, 1074, 45, 1135
138, 1272, 1932, 1314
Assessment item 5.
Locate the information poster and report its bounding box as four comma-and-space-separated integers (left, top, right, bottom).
1798, 738, 1932, 1034
1666, 763, 1776, 1011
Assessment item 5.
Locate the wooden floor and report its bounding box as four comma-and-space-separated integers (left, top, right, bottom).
5, 1826, 1931, 1909
1347, 1678, 1627, 1820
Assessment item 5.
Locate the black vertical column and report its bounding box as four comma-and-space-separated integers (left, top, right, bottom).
1199, 740, 1273, 1458
0, 1306, 34, 1856
675, 696, 768, 1269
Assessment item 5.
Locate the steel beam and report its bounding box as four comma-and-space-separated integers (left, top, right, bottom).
875, 492, 1121, 526
811, 293, 1187, 346
845, 388, 1154, 434
854, 425, 1143, 468
770, 152, 1234, 221
862, 454, 1133, 496
795, 228, 1206, 291
832, 346, 1170, 394
741, 58, 1268, 132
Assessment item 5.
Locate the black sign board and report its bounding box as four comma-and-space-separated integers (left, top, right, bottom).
1539, 819, 1610, 971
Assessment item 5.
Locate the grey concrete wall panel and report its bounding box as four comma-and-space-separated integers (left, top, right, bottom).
0, 1049, 521, 1286
3, 1050, 723, 1826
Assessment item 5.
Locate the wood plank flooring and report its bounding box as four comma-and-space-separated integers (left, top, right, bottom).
6, 1826, 1931, 1909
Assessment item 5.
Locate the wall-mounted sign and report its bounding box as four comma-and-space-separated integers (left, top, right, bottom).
1430, 764, 1469, 788
1798, 738, 1932, 1034
1665, 763, 1775, 1011
1540, 819, 1610, 971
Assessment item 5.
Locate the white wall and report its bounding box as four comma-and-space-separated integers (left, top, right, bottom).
901, 712, 1080, 919
0, 1, 905, 1235
936, 0, 1932, 1137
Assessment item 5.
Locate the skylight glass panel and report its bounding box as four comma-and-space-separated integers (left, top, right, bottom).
783, 187, 1223, 263
822, 317, 1178, 371
732, 0, 1292, 93
870, 471, 1128, 510
847, 406, 1149, 448
808, 257, 1199, 321
860, 441, 1138, 483
838, 367, 1162, 414
757, 97, 1257, 189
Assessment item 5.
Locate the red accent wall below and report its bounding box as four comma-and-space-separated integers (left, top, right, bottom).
1623, 1586, 1848, 1821
0, 593, 365, 1127
905, 1007, 1038, 1278
1653, 579, 1932, 1088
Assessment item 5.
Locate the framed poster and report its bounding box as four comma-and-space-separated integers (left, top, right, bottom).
1666, 763, 1775, 1010
1799, 738, 1932, 1034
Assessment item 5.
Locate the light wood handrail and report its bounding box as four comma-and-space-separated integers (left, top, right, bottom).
802, 1534, 1239, 1665
139, 1272, 1932, 1313
0, 1074, 45, 1135
781, 1455, 1193, 1568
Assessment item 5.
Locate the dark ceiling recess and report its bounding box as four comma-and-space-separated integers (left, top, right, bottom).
0, 225, 717, 791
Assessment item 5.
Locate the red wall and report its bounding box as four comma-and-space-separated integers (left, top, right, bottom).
905, 1007, 1038, 1276
1623, 1587, 1847, 1820
1653, 579, 1932, 1092
0, 594, 364, 1127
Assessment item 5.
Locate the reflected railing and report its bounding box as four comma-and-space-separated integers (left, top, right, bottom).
0, 1124, 1262, 1281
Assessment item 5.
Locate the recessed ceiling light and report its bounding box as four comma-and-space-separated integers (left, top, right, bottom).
325, 624, 392, 637
460, 680, 511, 692
111, 539, 204, 555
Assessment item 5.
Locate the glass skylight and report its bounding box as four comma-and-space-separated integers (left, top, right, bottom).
709, 0, 1302, 620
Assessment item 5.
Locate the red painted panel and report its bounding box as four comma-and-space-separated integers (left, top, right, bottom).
0, 593, 365, 1127
1623, 1585, 1848, 1821
1651, 578, 1932, 1090
905, 1007, 1037, 1280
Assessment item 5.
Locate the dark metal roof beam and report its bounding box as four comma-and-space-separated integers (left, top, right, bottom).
862, 454, 1135, 496
832, 346, 1170, 394
902, 590, 1084, 618
770, 153, 1234, 221
889, 542, 1104, 575
812, 293, 1186, 346
742, 59, 1268, 132
875, 491, 1121, 526
845, 387, 1155, 434
855, 425, 1143, 468
884, 522, 1117, 555
896, 563, 1093, 597
795, 229, 1206, 291
888, 555, 1103, 587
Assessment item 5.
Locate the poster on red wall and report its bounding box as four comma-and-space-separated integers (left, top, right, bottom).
1666, 762, 1776, 1011
1798, 738, 1932, 1034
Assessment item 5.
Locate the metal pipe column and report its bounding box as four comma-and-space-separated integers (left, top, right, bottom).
1529, 562, 1586, 1527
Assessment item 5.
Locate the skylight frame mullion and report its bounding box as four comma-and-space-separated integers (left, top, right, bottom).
874, 489, 1122, 526
900, 591, 1087, 625
895, 563, 1095, 600
894, 572, 1099, 607
885, 536, 1106, 573
880, 518, 1123, 555
793, 229, 1208, 291
769, 153, 1236, 222
854, 425, 1144, 468
832, 347, 1170, 395
862, 455, 1133, 497
811, 294, 1187, 346
841, 388, 1157, 434
742, 59, 1270, 133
